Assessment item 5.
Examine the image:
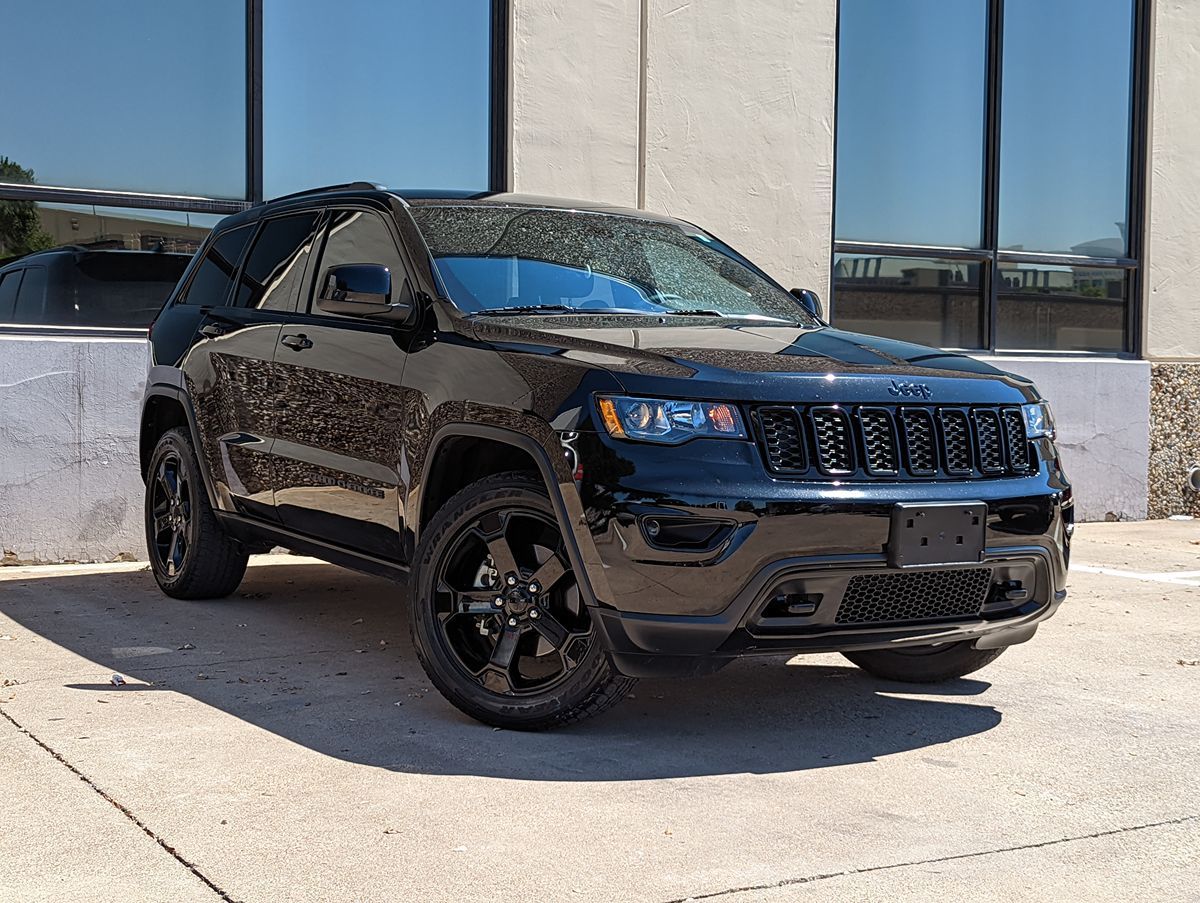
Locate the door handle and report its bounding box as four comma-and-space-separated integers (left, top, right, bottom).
280, 333, 313, 351
199, 323, 226, 339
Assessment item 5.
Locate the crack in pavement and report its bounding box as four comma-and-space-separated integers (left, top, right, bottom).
664, 813, 1200, 902
0, 705, 237, 903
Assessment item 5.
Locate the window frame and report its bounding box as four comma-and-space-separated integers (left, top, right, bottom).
304, 205, 416, 322
830, 0, 1151, 358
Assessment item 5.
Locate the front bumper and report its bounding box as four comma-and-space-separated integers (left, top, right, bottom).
567, 430, 1072, 677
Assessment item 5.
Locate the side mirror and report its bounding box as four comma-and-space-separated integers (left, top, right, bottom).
317, 264, 413, 321
789, 288, 824, 321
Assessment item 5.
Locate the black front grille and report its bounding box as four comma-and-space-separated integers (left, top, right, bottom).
835, 568, 993, 625
755, 403, 1035, 481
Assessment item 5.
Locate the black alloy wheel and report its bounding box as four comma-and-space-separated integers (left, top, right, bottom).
149, 451, 192, 578
144, 428, 248, 599
411, 471, 635, 729
435, 506, 592, 696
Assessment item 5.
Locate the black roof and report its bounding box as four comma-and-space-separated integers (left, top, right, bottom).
218, 184, 685, 231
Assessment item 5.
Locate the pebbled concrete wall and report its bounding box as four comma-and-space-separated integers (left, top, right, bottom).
0, 336, 147, 563
982, 358, 1151, 522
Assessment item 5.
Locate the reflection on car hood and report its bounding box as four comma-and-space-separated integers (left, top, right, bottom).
467, 319, 1037, 405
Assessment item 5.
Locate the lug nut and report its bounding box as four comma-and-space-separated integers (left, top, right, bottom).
529, 609, 540, 619
507, 617, 518, 627
493, 597, 504, 608
506, 575, 518, 586
528, 582, 540, 594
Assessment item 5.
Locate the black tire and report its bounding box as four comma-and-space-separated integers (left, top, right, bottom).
144, 427, 248, 599
410, 471, 635, 730
841, 642, 1006, 683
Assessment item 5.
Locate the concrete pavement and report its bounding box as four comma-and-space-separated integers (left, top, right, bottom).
0, 521, 1197, 902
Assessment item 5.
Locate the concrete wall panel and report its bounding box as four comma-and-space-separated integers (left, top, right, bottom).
0, 337, 146, 562
983, 357, 1151, 522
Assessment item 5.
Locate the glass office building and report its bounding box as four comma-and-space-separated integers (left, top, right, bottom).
0, 0, 501, 286
3, 0, 1196, 542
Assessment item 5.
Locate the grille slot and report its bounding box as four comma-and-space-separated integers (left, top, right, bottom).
757, 407, 807, 473
810, 407, 855, 474
972, 409, 1005, 473
938, 409, 972, 474
835, 568, 993, 625
1002, 408, 1031, 472
900, 408, 938, 475
858, 407, 899, 474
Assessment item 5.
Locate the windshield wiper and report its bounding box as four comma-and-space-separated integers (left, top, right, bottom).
665, 308, 791, 323
469, 304, 578, 316
470, 305, 660, 317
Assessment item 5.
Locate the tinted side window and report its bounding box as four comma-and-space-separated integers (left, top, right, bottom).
179, 225, 254, 306
235, 212, 321, 310
0, 270, 22, 321
312, 209, 403, 314
13, 266, 47, 322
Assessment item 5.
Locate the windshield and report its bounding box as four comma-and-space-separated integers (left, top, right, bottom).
408, 204, 818, 325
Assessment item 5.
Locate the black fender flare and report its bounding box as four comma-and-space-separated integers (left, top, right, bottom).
413, 423, 612, 611
140, 383, 221, 511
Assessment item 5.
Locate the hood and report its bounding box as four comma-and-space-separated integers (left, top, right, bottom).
469, 318, 1039, 406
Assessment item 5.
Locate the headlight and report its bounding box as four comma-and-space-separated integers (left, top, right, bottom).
1021, 401, 1055, 439
597, 395, 747, 444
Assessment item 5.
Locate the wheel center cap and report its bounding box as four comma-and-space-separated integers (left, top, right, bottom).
504, 587, 532, 615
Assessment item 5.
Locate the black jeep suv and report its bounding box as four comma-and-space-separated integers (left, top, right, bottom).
141, 183, 1071, 729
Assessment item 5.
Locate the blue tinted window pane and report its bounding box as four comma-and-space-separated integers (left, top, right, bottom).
263, 0, 492, 198
0, 2, 246, 198
835, 0, 987, 247
999, 0, 1134, 256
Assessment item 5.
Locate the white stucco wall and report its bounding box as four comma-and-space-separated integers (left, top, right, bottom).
0, 336, 148, 562
510, 0, 642, 206
1144, 0, 1200, 360
983, 357, 1151, 522
510, 0, 837, 298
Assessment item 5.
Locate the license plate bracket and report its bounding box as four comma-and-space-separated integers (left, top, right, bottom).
888, 502, 986, 568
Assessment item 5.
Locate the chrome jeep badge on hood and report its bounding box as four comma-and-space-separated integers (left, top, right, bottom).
888, 380, 933, 399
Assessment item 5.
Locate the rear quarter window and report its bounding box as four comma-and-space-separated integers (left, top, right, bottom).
177, 224, 255, 308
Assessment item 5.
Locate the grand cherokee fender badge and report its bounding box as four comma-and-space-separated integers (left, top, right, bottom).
888, 380, 933, 400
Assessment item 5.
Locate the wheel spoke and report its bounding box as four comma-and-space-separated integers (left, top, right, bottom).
483, 535, 520, 577
530, 608, 570, 649
489, 624, 522, 670
439, 582, 499, 617
159, 461, 179, 501
167, 530, 184, 574
153, 514, 172, 536
529, 554, 566, 593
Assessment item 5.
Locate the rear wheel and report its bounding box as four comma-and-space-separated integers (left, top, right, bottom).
410, 471, 634, 730
144, 428, 248, 599
841, 642, 1005, 683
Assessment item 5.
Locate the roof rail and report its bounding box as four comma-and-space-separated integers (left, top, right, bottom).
265, 181, 388, 204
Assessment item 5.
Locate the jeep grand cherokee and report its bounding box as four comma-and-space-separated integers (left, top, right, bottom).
140, 184, 1071, 729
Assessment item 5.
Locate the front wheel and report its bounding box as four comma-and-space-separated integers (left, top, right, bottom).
841, 641, 1006, 683
144, 428, 248, 599
410, 471, 634, 730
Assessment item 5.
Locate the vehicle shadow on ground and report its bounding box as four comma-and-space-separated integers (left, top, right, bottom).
2, 560, 1002, 781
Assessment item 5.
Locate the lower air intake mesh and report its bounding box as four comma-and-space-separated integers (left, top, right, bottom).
835, 568, 993, 625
